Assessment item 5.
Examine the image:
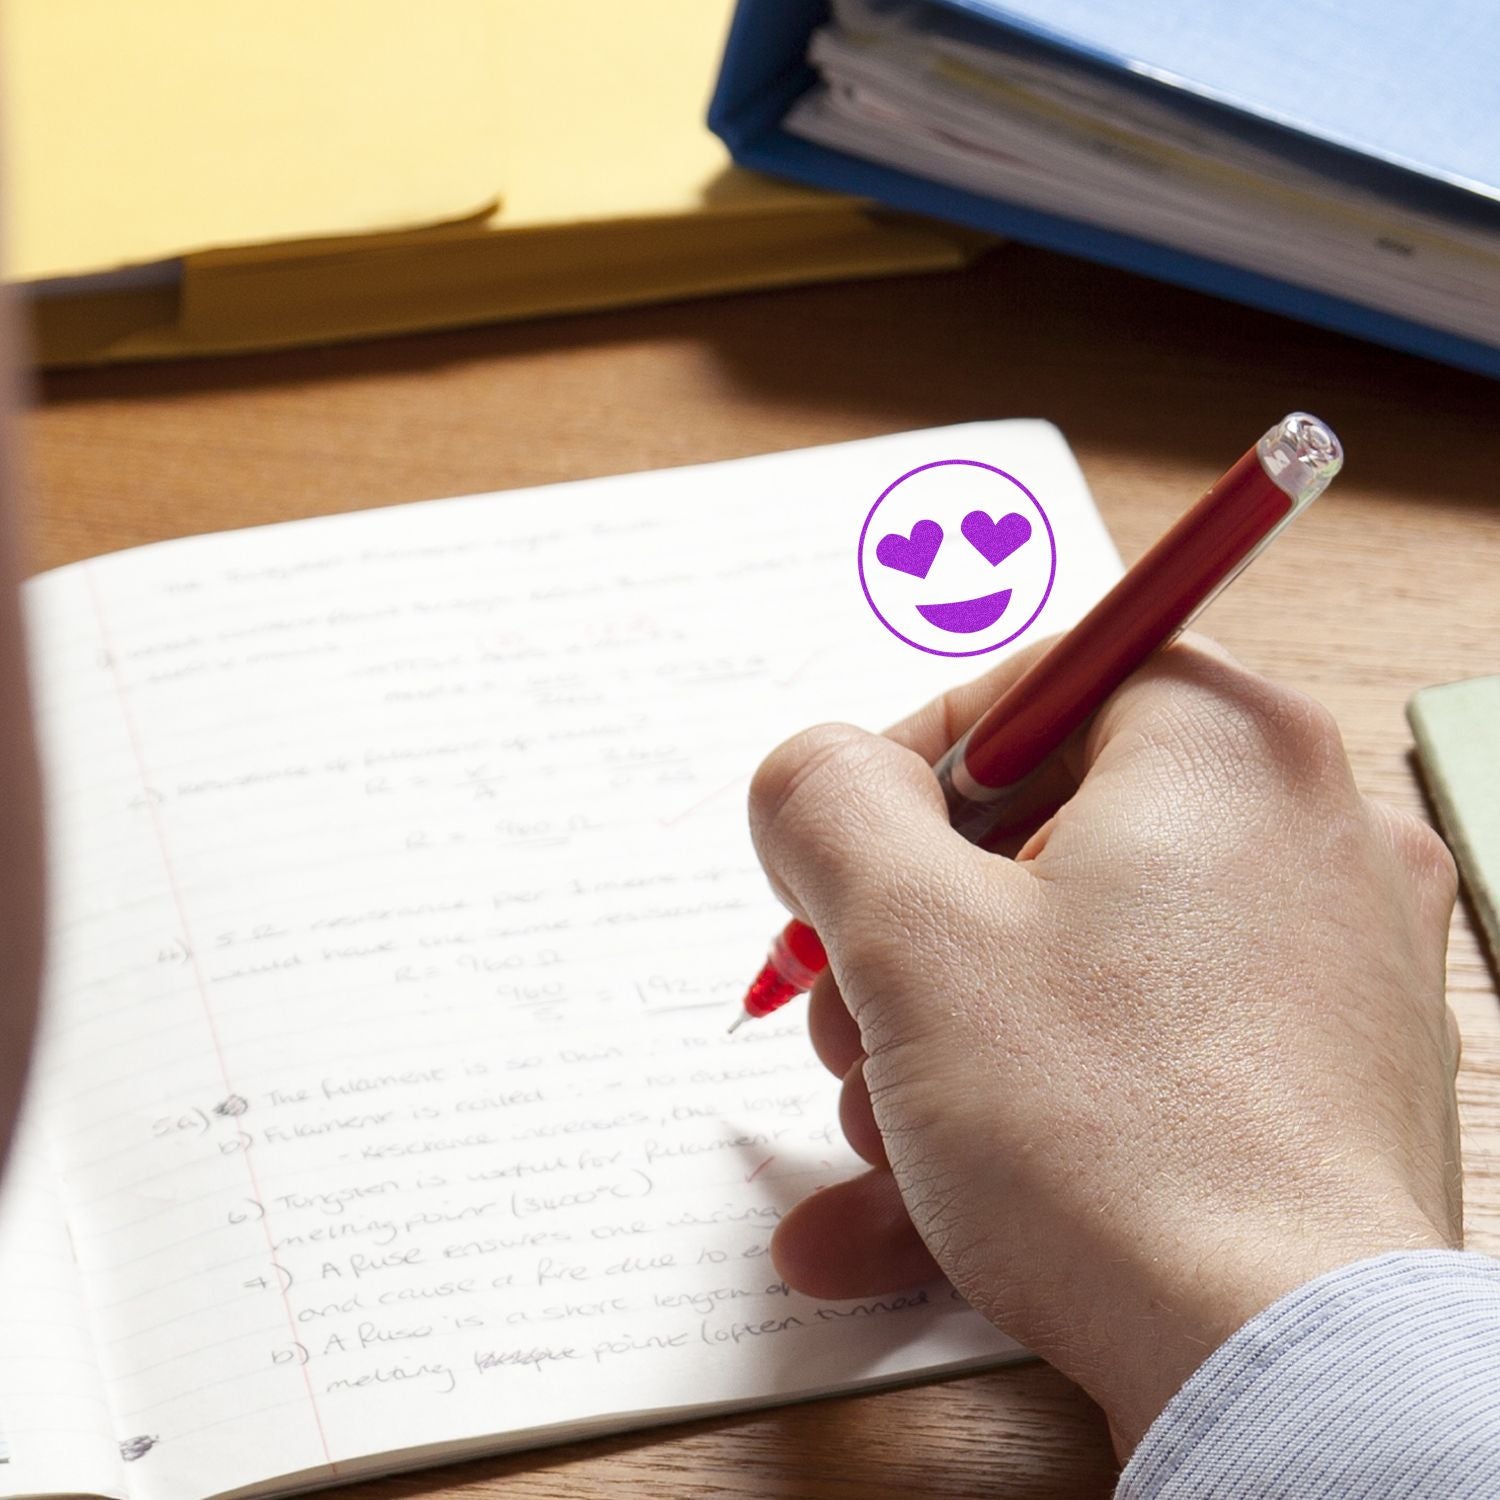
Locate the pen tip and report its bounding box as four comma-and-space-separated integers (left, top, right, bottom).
726, 1010, 748, 1035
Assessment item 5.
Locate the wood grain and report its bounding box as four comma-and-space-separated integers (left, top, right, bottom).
22, 243, 1500, 1497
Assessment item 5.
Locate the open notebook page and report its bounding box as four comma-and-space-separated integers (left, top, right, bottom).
11, 423, 1120, 1500
0, 1115, 123, 1498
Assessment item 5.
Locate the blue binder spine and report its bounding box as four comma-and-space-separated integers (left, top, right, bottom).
708, 0, 1500, 381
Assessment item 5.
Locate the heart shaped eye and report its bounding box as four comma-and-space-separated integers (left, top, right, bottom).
875, 519, 943, 579
962, 510, 1031, 567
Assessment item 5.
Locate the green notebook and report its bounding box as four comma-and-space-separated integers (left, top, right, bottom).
1409, 676, 1500, 970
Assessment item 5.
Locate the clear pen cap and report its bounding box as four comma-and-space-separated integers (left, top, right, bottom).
1168, 411, 1342, 642
1257, 412, 1343, 509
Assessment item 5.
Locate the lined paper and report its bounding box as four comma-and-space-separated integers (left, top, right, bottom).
9, 424, 1120, 1500
0, 1113, 123, 1498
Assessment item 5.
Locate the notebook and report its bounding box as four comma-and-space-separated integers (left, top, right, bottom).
0, 423, 1122, 1500
709, 0, 1500, 379
1409, 677, 1500, 975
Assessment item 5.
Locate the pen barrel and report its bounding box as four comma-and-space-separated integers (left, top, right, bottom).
954, 445, 1293, 795
932, 411, 1345, 833
934, 734, 1077, 848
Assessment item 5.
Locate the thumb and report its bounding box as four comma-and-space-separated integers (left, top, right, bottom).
747, 723, 1013, 1016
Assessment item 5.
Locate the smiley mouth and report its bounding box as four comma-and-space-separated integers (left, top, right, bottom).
914, 589, 1013, 634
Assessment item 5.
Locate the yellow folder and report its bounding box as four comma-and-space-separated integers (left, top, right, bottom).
3, 2, 981, 365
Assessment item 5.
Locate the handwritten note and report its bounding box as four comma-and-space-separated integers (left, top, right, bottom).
5, 424, 1120, 1500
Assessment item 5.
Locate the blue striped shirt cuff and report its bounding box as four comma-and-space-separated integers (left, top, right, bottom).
1117, 1250, 1500, 1498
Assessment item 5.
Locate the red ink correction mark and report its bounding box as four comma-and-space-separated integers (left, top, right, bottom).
659, 771, 748, 829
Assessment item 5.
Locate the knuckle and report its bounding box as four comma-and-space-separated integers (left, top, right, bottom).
1104, 648, 1351, 799
1270, 687, 1344, 760
1214, 675, 1341, 765
1380, 803, 1459, 900
748, 725, 923, 912
1180, 673, 1347, 789
748, 723, 874, 841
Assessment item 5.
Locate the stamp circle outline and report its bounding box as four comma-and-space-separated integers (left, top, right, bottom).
856, 458, 1058, 658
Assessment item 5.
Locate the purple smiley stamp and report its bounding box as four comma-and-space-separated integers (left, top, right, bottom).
858, 459, 1057, 657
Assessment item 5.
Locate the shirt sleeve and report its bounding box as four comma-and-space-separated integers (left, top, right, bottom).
1116, 1250, 1500, 1499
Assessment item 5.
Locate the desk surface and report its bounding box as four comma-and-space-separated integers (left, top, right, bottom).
24, 245, 1500, 1497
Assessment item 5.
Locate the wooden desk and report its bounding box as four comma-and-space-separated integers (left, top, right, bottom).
24, 245, 1500, 1497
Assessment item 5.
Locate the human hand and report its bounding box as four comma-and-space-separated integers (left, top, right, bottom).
747, 636, 1462, 1455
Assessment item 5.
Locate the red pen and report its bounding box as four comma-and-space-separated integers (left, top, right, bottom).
729, 412, 1343, 1032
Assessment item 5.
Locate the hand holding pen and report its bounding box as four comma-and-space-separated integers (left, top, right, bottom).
732, 413, 1344, 1029
734, 413, 1464, 1456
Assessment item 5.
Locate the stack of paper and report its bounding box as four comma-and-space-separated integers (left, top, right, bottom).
785, 0, 1500, 354
1, 2, 981, 365
711, 0, 1500, 378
